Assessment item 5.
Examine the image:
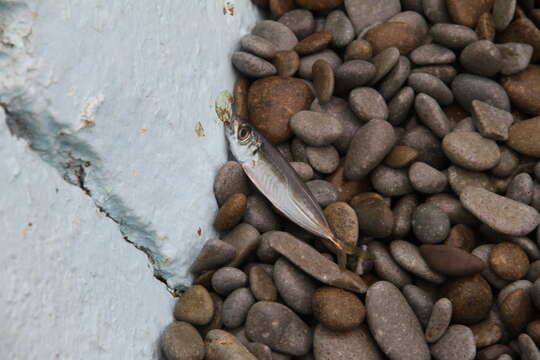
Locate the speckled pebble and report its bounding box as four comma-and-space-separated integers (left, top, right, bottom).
408, 73, 454, 106
174, 285, 215, 326
490, 242, 530, 281
388, 87, 415, 126
392, 194, 418, 237
241, 34, 277, 59
273, 257, 317, 315
506, 173, 534, 205
493, 0, 516, 32
324, 10, 354, 48
279, 9, 316, 40
409, 162, 447, 194
460, 40, 502, 77
447, 166, 496, 195
290, 111, 342, 147
402, 284, 434, 327
312, 287, 365, 331
313, 324, 383, 360
470, 319, 503, 348
190, 239, 238, 274
295, 31, 332, 56
518, 333, 540, 360
205, 329, 256, 360
244, 195, 282, 233
451, 73, 510, 112
425, 298, 452, 344
324, 201, 358, 246
344, 0, 402, 35
369, 241, 411, 288
215, 193, 248, 231
431, 325, 476, 360
161, 321, 205, 360
370, 47, 400, 85
344, 39, 373, 61
421, 244, 485, 276
290, 162, 314, 182
441, 274, 493, 324
430, 23, 478, 49
370, 165, 413, 197
414, 93, 452, 138
423, 0, 450, 23
349, 87, 388, 122
389, 10, 429, 42
222, 288, 255, 329
471, 100, 513, 141
214, 161, 251, 205
378, 56, 411, 100
232, 51, 278, 78
273, 50, 300, 77
412, 203, 450, 244
299, 49, 342, 80
411, 44, 455, 66
390, 240, 445, 283
306, 179, 338, 206
412, 65, 457, 84
249, 265, 278, 302
442, 132, 501, 171
252, 20, 298, 51
497, 43, 534, 76
211, 267, 248, 296
354, 198, 395, 239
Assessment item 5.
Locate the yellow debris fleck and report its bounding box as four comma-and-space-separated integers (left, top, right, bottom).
195, 121, 205, 138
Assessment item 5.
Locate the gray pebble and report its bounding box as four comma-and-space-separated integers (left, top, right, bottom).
459, 40, 502, 77
324, 10, 355, 48
190, 238, 237, 274
306, 179, 338, 206
205, 329, 256, 360
409, 161, 448, 194
370, 47, 400, 85
371, 165, 413, 197
411, 65, 457, 84
451, 73, 510, 112
241, 34, 277, 59
403, 284, 435, 327
290, 162, 314, 182
511, 236, 540, 261
393, 194, 418, 237
497, 43, 534, 76
389, 11, 429, 42
472, 244, 509, 289
246, 343, 273, 360
532, 279, 540, 310
212, 267, 248, 296
252, 20, 298, 51
447, 165, 496, 195
232, 51, 277, 78
413, 203, 450, 244
426, 193, 477, 225
314, 17, 325, 33
400, 126, 447, 169
230, 327, 250, 347
403, 0, 424, 14
344, 0, 401, 34
379, 56, 411, 100
249, 265, 278, 301
431, 325, 476, 360
425, 298, 452, 344
415, 93, 452, 138
291, 137, 309, 163
299, 50, 342, 80
411, 44, 455, 65
278, 9, 315, 40
518, 334, 540, 360
506, 173, 534, 205
335, 60, 377, 93
442, 132, 501, 171
369, 241, 412, 288
527, 260, 540, 282
471, 100, 513, 141
244, 195, 281, 233
408, 73, 454, 106
290, 110, 343, 147
273, 257, 317, 315
349, 87, 388, 121
222, 288, 255, 329
313, 324, 383, 360
367, 281, 430, 360
256, 232, 281, 264
161, 321, 205, 360
345, 119, 396, 180
452, 117, 476, 133
388, 87, 415, 126
423, 0, 450, 23
430, 23, 478, 49
492, 0, 516, 32
245, 301, 312, 356
390, 240, 445, 283
214, 161, 251, 205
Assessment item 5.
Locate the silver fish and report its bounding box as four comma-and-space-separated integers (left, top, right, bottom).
225, 117, 366, 269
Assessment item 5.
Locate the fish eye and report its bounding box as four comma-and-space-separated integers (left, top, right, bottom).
238, 126, 251, 141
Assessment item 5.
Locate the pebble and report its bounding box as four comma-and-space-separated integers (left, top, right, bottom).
298, 49, 342, 80
295, 31, 332, 56
388, 87, 415, 125
533, 279, 540, 310
390, 240, 445, 283
370, 165, 413, 197
366, 281, 430, 360
453, 73, 511, 112
249, 265, 278, 301
499, 16, 540, 62
290, 162, 314, 182
312, 59, 334, 104
191, 239, 238, 274
312, 287, 365, 331
269, 0, 295, 18
493, 0, 516, 31
205, 329, 256, 360
174, 285, 215, 326
447, 0, 492, 27
500, 288, 534, 335
324, 10, 354, 48
290, 111, 342, 147
248, 76, 313, 143
326, 165, 369, 202
244, 195, 281, 233
513, 236, 540, 262
344, 119, 396, 180
441, 274, 493, 324
410, 44, 456, 66
471, 100, 513, 141
442, 132, 501, 171
452, 117, 476, 132
273, 50, 300, 77
214, 161, 251, 205
222, 288, 255, 329
460, 187, 540, 236
306, 179, 338, 206
344, 0, 401, 35
498, 280, 533, 307
507, 173, 534, 205
527, 261, 540, 282
215, 193, 248, 231
232, 51, 277, 78
161, 321, 205, 360
431, 325, 476, 360
378, 56, 411, 100
335, 60, 376, 93
295, 0, 343, 11
527, 320, 540, 346
223, 224, 260, 268
344, 39, 372, 61
502, 65, 540, 116
197, 293, 224, 336
273, 257, 317, 315
519, 334, 540, 360
313, 325, 383, 360
423, 0, 451, 23
366, 22, 418, 55
489, 242, 530, 281
447, 166, 496, 195
324, 202, 358, 246
369, 241, 411, 288
412, 203, 450, 244
420, 244, 485, 276
430, 23, 478, 49
211, 267, 248, 297
497, 43, 534, 76
245, 343, 273, 360
408, 73, 454, 106
470, 320, 503, 348
384, 145, 418, 169
389, 11, 429, 42
477, 344, 514, 360
241, 34, 277, 59
476, 12, 496, 41
402, 284, 434, 327
279, 9, 316, 40
415, 93, 452, 138
425, 298, 452, 344
353, 197, 395, 238
252, 20, 298, 51
245, 301, 312, 356
445, 224, 476, 251
349, 87, 388, 122
507, 116, 540, 158
392, 194, 418, 237
409, 161, 447, 194
411, 65, 457, 84
460, 40, 502, 77
400, 125, 447, 169
370, 47, 400, 85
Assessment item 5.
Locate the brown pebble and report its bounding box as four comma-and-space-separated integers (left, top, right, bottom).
444, 224, 476, 252
499, 288, 534, 335
411, 65, 457, 84
161, 321, 205, 360
527, 320, 540, 346
312, 59, 334, 104
489, 242, 530, 281
383, 145, 419, 169
249, 265, 278, 301
345, 39, 373, 61
174, 285, 215, 326
507, 116, 540, 157
248, 76, 313, 143
214, 193, 247, 231
351, 197, 394, 238
441, 274, 493, 324
197, 293, 224, 336
326, 165, 370, 202
420, 244, 485, 276
234, 77, 249, 120
273, 50, 300, 77
478, 344, 514, 360
312, 287, 365, 331
447, 0, 494, 28
295, 32, 333, 55
366, 22, 418, 55
470, 319, 503, 348
193, 271, 215, 290
476, 12, 496, 41
324, 201, 359, 246
499, 16, 540, 61
269, 0, 295, 18
295, 0, 343, 11
502, 65, 540, 116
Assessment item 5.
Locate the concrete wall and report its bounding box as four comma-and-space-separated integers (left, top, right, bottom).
0, 1, 260, 358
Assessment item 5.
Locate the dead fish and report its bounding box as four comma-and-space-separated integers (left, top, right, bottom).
225, 117, 367, 269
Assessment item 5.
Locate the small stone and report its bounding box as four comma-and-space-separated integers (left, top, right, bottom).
353, 197, 395, 238
344, 0, 401, 34
423, 0, 450, 23
214, 161, 251, 205
441, 274, 493, 324
244, 195, 281, 233
384, 145, 418, 169
412, 203, 450, 244
493, 148, 518, 179
409, 161, 447, 194
442, 132, 501, 171
378, 56, 411, 100
476, 12, 496, 41
471, 100, 513, 141
489, 242, 530, 281
313, 287, 365, 331
502, 65, 540, 116
232, 51, 277, 78
497, 43, 534, 76
388, 11, 429, 42
290, 162, 314, 182
445, 224, 476, 251
387, 87, 415, 126
335, 60, 377, 93
174, 285, 215, 326
390, 240, 445, 283
197, 293, 224, 336
246, 343, 273, 360
290, 111, 342, 147
366, 22, 418, 55
499, 15, 540, 62
344, 39, 372, 61
252, 20, 298, 51
312, 59, 334, 104
402, 284, 434, 326
249, 265, 278, 301
477, 344, 514, 360
512, 236, 540, 261
306, 179, 338, 206
410, 44, 456, 65
369, 241, 411, 288
498, 280, 532, 307
420, 244, 485, 276
460, 40, 502, 77
205, 329, 257, 360
400, 126, 447, 170
324, 10, 354, 48
527, 320, 540, 345
313, 325, 383, 360
370, 165, 413, 197
408, 73, 454, 106
241, 34, 277, 59
326, 165, 370, 202
273, 257, 317, 315
370, 47, 400, 85
273, 50, 300, 77
324, 202, 358, 246
279, 9, 316, 40
349, 87, 388, 122
211, 267, 248, 297
519, 334, 540, 360
447, 0, 492, 27
215, 193, 248, 231
532, 278, 540, 310
430, 23, 478, 49
470, 320, 503, 348
460, 187, 540, 236
222, 288, 255, 329
366, 281, 430, 360
431, 325, 476, 360
161, 322, 205, 360
414, 93, 452, 138
507, 116, 540, 157
392, 194, 418, 237
500, 288, 534, 335
493, 0, 516, 31
295, 0, 343, 11
507, 173, 534, 205
447, 166, 496, 195
191, 239, 238, 274
411, 65, 457, 84
527, 260, 540, 282
298, 49, 342, 80
294, 31, 332, 55
269, 0, 295, 18
425, 298, 452, 344
245, 301, 312, 356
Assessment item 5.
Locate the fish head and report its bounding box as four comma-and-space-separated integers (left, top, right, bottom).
225, 116, 262, 163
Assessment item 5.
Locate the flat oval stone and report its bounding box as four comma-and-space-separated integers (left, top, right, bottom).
412, 65, 457, 84
246, 343, 272, 360
414, 93, 452, 138
241, 34, 277, 59
388, 87, 415, 126
477, 344, 514, 360
345, 39, 373, 61
378, 56, 411, 100
245, 301, 312, 356
353, 198, 395, 238
299, 49, 342, 80
161, 321, 205, 360
441, 274, 493, 324
366, 22, 418, 55
385, 145, 419, 169
313, 287, 365, 331
232, 51, 277, 78
442, 132, 500, 171
402, 284, 434, 327
290, 162, 314, 182
211, 267, 248, 296
451, 73, 510, 112
499, 15, 540, 62
518, 333, 540, 360
447, 166, 496, 195
369, 241, 411, 288
392, 194, 418, 237
390, 240, 445, 283
366, 281, 430, 360
500, 288, 534, 335
507, 116, 540, 157
489, 242, 530, 281
497, 280, 534, 307
279, 9, 316, 39
224, 223, 261, 267
473, 245, 510, 290
273, 257, 317, 315
324, 202, 358, 246
431, 325, 476, 360
190, 239, 238, 274
306, 179, 339, 205
335, 60, 376, 93
249, 265, 278, 301
324, 10, 354, 48
430, 23, 478, 49
409, 161, 447, 194
425, 298, 452, 344
370, 47, 400, 85
313, 324, 383, 360
410, 44, 456, 65
370, 165, 413, 197
295, 31, 332, 55
273, 50, 300, 77
460, 187, 540, 236
447, 0, 492, 27
344, 0, 401, 35
420, 244, 485, 276
408, 73, 454, 106
214, 161, 251, 205
222, 288, 255, 329
215, 193, 247, 231
205, 329, 257, 360
423, 0, 451, 23
312, 59, 334, 104
506, 173, 534, 205
290, 111, 342, 147
244, 195, 281, 233
174, 285, 215, 326
470, 320, 503, 348
252, 20, 298, 51
497, 43, 534, 76
349, 87, 388, 122
460, 40, 502, 77
412, 203, 450, 244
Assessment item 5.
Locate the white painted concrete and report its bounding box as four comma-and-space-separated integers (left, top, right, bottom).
0, 0, 260, 358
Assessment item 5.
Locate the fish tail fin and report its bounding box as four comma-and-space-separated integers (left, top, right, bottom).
328, 235, 373, 271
